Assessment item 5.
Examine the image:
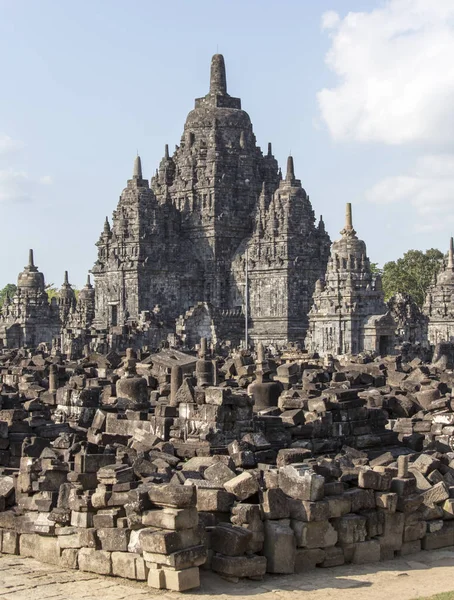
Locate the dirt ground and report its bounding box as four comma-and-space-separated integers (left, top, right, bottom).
1, 547, 454, 600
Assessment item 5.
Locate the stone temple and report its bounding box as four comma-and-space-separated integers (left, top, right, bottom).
1, 54, 454, 357
305, 204, 396, 356
91, 54, 331, 347
424, 237, 454, 346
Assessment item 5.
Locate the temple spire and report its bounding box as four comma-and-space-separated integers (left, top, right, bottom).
285, 156, 295, 183
210, 54, 227, 95
86, 274, 92, 287
133, 155, 142, 179
64, 270, 69, 286
164, 144, 169, 160
448, 237, 454, 269
267, 142, 272, 157
341, 202, 356, 237
28, 249, 34, 268
103, 216, 111, 235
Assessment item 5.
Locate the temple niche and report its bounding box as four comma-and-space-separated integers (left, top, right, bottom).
423, 238, 454, 346
305, 203, 396, 357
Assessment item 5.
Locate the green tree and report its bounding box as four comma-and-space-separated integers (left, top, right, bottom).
45, 284, 79, 302
370, 262, 383, 276
382, 248, 444, 307
0, 283, 17, 308
45, 284, 59, 302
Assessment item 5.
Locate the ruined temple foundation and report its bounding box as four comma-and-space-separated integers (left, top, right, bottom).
1, 340, 454, 591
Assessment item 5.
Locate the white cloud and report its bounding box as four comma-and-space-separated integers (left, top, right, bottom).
0, 169, 52, 203
0, 169, 31, 203
321, 10, 340, 30
318, 0, 454, 144
366, 153, 454, 233
0, 134, 24, 156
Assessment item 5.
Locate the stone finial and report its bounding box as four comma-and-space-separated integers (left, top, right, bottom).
200, 336, 207, 358
170, 365, 183, 406
103, 217, 111, 234
133, 155, 142, 179
318, 215, 325, 232
448, 237, 454, 269
267, 142, 272, 157
257, 341, 265, 363
28, 249, 35, 268
341, 202, 357, 237
285, 156, 295, 183
164, 144, 169, 160
210, 53, 227, 95
63, 271, 69, 286
86, 274, 92, 288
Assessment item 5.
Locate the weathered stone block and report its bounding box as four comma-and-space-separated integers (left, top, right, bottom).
224, 472, 259, 501
211, 554, 267, 578
97, 528, 130, 552
148, 483, 196, 508
142, 507, 198, 530
78, 547, 112, 575
162, 566, 200, 591
1, 529, 19, 554
351, 540, 381, 564
294, 548, 325, 572
320, 546, 345, 567
60, 548, 78, 569
140, 527, 200, 554
211, 524, 252, 556
421, 481, 449, 506
291, 520, 337, 548
422, 524, 454, 550
263, 520, 295, 574
358, 469, 391, 491
261, 488, 290, 520
143, 545, 207, 569
20, 533, 60, 564
196, 488, 234, 512
326, 495, 351, 518
333, 514, 367, 544
278, 465, 324, 501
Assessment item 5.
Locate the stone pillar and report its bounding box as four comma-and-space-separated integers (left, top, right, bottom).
170, 365, 183, 406
397, 454, 409, 478
196, 337, 214, 387
49, 364, 57, 393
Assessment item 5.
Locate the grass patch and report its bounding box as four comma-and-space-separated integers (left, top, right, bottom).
413, 593, 454, 600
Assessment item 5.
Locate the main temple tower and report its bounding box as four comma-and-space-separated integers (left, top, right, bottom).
92, 54, 331, 347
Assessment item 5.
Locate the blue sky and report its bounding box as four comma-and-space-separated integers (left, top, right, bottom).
0, 0, 453, 289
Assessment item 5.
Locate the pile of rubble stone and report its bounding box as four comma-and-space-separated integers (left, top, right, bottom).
1, 342, 454, 591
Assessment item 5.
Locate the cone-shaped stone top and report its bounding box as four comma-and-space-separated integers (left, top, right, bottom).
79, 273, 95, 303
285, 156, 295, 183
192, 54, 242, 113
436, 237, 454, 285
28, 249, 35, 269
18, 249, 45, 291
340, 203, 357, 238
210, 54, 227, 95
60, 270, 75, 301
133, 155, 142, 179
332, 202, 366, 262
